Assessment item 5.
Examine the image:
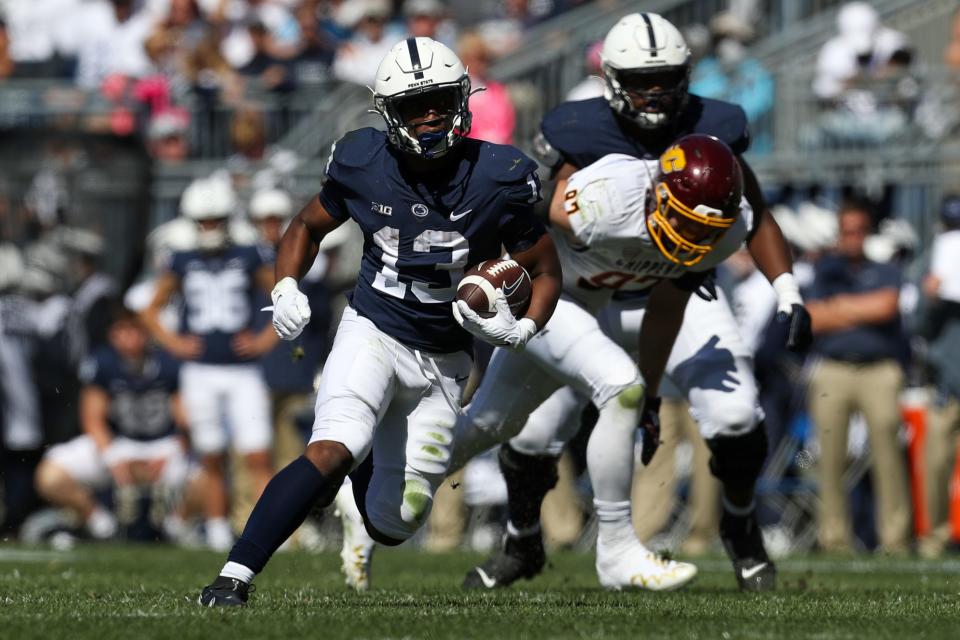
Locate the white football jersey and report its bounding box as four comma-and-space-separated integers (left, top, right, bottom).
552, 153, 754, 310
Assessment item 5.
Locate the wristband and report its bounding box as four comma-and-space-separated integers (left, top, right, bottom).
771, 272, 803, 314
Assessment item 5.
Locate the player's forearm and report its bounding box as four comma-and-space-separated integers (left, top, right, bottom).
515, 235, 562, 330
276, 216, 321, 283
746, 209, 794, 282
638, 282, 691, 395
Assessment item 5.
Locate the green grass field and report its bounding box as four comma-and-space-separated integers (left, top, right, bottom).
1, 545, 959, 639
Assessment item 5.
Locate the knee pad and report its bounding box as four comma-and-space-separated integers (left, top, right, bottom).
705, 425, 768, 492
361, 477, 434, 546
499, 442, 559, 498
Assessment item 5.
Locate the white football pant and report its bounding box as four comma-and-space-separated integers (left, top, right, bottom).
309, 306, 472, 542
510, 289, 763, 459
451, 295, 645, 504
180, 362, 272, 455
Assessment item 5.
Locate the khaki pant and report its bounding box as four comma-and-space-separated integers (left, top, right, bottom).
230, 392, 310, 532
921, 395, 960, 557
808, 359, 911, 553
632, 398, 721, 554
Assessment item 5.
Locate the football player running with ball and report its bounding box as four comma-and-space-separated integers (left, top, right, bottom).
467, 13, 812, 592
198, 37, 561, 607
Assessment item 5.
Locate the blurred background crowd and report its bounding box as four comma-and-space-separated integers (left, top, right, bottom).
3, 0, 960, 559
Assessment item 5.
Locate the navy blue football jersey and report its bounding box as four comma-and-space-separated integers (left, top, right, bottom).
540, 95, 750, 170
79, 346, 180, 441
169, 244, 273, 364
319, 128, 545, 353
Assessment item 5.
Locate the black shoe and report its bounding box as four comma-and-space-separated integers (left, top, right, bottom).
198, 576, 254, 607
463, 533, 546, 590
720, 510, 776, 592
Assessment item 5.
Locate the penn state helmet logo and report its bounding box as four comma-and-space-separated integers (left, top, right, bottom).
411, 203, 429, 218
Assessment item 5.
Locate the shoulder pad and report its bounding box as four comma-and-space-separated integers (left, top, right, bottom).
326, 128, 387, 173
689, 96, 751, 155
479, 142, 539, 185
540, 98, 610, 159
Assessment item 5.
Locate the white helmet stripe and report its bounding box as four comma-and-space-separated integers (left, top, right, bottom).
640, 13, 658, 56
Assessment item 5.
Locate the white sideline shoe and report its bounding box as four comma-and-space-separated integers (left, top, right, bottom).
334, 480, 375, 592
596, 538, 698, 591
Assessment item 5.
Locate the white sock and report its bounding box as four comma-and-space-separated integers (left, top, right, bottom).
594, 499, 640, 550
86, 507, 118, 540
586, 396, 639, 503
220, 561, 256, 584
206, 517, 233, 550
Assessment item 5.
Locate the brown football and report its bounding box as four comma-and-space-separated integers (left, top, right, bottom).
456, 259, 532, 319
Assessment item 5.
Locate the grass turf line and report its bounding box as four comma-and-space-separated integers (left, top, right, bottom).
0, 545, 959, 639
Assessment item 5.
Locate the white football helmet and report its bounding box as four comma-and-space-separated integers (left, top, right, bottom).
373, 37, 473, 158
601, 13, 691, 129
250, 189, 293, 220
180, 173, 236, 251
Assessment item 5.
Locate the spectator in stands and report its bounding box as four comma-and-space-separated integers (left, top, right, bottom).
146, 109, 191, 164
75, 0, 156, 90
289, 1, 337, 86
690, 12, 774, 153
919, 195, 960, 558
565, 40, 604, 102
34, 306, 190, 541
332, 0, 398, 87
239, 21, 294, 93
184, 31, 243, 104
0, 19, 15, 81
459, 32, 515, 145
403, 0, 456, 49
806, 201, 912, 555
810, 2, 915, 147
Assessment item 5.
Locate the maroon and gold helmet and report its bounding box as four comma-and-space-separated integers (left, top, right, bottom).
646, 134, 743, 266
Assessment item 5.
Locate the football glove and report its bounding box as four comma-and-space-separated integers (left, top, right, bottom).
639, 396, 662, 466
271, 277, 311, 341
452, 290, 538, 351
775, 303, 813, 353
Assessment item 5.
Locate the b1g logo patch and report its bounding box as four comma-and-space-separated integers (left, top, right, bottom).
660, 145, 686, 173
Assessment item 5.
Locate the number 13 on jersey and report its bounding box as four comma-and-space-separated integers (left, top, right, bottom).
372, 226, 469, 303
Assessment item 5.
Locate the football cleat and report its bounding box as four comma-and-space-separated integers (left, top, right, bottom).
334, 482, 375, 591
462, 533, 546, 589
720, 509, 777, 592
596, 539, 698, 591
198, 576, 254, 607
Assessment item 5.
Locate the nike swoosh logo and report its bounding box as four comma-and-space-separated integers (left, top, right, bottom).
502, 274, 523, 298
741, 563, 768, 580
449, 209, 472, 221
474, 567, 497, 588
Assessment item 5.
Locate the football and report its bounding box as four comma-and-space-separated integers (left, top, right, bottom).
456, 259, 532, 319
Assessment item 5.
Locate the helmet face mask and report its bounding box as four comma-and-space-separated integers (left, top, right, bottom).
195, 217, 229, 252
373, 37, 473, 159
375, 78, 472, 159
603, 64, 689, 129
645, 182, 736, 266
644, 134, 743, 266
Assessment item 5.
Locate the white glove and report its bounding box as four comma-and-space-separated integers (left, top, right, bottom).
452, 289, 538, 351
271, 277, 311, 340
